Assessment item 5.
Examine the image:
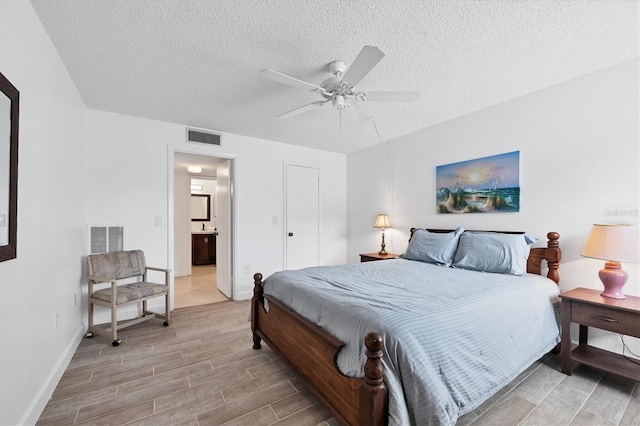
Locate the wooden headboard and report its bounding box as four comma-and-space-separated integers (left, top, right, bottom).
409, 228, 562, 284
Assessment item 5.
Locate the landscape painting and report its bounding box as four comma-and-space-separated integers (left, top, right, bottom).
436, 151, 520, 214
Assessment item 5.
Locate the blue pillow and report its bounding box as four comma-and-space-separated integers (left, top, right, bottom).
402, 227, 464, 267
453, 232, 530, 275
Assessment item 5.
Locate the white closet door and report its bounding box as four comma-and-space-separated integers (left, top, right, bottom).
285, 164, 319, 270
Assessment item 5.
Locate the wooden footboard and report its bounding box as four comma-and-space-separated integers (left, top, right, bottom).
251, 231, 561, 425
251, 273, 387, 426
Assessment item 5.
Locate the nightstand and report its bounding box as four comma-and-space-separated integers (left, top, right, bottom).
359, 252, 399, 262
560, 287, 640, 381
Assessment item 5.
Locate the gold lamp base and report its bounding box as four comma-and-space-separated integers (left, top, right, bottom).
378, 230, 387, 255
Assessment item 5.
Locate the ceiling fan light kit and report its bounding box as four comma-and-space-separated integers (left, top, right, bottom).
260, 45, 419, 121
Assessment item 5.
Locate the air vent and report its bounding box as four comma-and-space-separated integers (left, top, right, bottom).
186, 128, 221, 146
89, 226, 124, 254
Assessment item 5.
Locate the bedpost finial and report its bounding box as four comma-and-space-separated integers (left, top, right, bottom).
545, 232, 561, 284
365, 332, 384, 352
363, 332, 385, 386
253, 273, 264, 297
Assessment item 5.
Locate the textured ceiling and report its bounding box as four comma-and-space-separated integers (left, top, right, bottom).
30, 0, 638, 154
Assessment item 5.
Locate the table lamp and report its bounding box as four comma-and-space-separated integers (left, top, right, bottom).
374, 214, 391, 255
581, 224, 640, 299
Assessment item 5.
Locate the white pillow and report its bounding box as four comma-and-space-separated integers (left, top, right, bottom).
453, 232, 530, 275
402, 227, 464, 267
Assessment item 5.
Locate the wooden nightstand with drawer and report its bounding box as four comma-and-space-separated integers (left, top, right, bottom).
560, 287, 640, 381
359, 252, 399, 262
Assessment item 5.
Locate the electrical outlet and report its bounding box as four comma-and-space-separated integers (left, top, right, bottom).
272, 216, 278, 225
55, 312, 59, 329
154, 216, 162, 227
244, 265, 251, 274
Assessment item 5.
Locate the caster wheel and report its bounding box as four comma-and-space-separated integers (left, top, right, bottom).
85, 331, 94, 338
112, 339, 121, 347
163, 321, 169, 326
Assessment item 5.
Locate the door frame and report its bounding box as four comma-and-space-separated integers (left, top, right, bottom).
167, 146, 236, 309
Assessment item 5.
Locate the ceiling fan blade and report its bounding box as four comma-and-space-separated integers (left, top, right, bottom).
340, 46, 385, 86
260, 69, 326, 93
364, 91, 420, 102
277, 101, 329, 119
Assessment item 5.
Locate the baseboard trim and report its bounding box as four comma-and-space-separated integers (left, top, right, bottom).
20, 323, 84, 425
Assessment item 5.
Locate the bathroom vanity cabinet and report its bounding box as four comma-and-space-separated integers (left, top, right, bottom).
192, 233, 216, 266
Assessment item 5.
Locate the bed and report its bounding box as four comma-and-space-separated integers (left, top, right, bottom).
251, 229, 562, 425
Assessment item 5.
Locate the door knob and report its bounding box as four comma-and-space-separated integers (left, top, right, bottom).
288, 232, 293, 237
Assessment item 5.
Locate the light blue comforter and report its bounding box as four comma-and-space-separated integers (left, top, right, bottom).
263, 258, 561, 425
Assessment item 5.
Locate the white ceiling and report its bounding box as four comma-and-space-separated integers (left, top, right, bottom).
174, 152, 227, 178
30, 0, 638, 154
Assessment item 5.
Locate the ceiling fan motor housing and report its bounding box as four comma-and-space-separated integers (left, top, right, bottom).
320, 76, 352, 97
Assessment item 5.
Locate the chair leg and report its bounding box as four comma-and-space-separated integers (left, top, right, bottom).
163, 293, 170, 326
86, 300, 94, 338
88, 300, 94, 328
111, 302, 120, 346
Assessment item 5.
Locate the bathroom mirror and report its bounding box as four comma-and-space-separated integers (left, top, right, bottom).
191, 194, 211, 221
0, 73, 19, 262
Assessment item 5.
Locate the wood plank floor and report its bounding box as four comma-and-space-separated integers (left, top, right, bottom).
37, 300, 639, 425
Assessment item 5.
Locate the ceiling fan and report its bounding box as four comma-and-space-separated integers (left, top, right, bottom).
260, 46, 419, 120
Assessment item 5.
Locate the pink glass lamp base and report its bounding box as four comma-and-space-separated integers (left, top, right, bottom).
599, 261, 628, 299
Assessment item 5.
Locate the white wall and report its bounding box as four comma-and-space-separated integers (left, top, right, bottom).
84, 109, 348, 306
348, 59, 639, 356
0, 1, 87, 424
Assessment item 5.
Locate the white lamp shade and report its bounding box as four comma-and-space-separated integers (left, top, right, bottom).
374, 214, 391, 229
581, 224, 640, 263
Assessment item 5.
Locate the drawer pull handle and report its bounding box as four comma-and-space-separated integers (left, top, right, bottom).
593, 316, 621, 323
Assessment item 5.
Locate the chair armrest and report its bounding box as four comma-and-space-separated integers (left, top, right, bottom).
144, 266, 170, 285
87, 275, 116, 283
145, 266, 171, 273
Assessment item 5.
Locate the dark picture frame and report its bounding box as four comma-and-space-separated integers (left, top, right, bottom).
191, 194, 211, 221
0, 73, 19, 262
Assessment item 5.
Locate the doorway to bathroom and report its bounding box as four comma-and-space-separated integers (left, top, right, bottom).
172, 152, 234, 308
